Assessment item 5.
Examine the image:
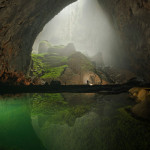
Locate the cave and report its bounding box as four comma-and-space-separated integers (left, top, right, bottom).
0, 0, 150, 150
31, 0, 123, 85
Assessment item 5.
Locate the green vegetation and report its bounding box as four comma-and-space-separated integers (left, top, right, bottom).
31, 93, 94, 126
31, 53, 68, 78
32, 93, 67, 115
31, 48, 96, 82
42, 55, 68, 67
30, 93, 150, 150
31, 53, 46, 76
41, 65, 68, 79
40, 40, 64, 49
1, 93, 150, 150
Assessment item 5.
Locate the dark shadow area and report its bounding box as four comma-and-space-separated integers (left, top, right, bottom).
0, 82, 150, 94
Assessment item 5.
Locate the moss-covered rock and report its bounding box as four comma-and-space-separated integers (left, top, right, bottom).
47, 43, 76, 57
31, 45, 101, 85
41, 54, 68, 67
38, 40, 51, 54
31, 53, 68, 80
60, 52, 102, 85
41, 65, 68, 79
31, 53, 46, 76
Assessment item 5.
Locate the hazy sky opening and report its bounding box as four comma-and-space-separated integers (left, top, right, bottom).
33, 0, 121, 66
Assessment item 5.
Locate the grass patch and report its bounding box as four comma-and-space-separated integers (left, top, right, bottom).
41, 65, 68, 79
31, 54, 46, 76
43, 55, 68, 67
31, 53, 68, 78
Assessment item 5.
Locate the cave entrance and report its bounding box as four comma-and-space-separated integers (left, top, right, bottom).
33, 0, 117, 59
30, 0, 131, 85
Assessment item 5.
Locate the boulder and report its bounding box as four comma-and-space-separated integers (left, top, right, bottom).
129, 87, 150, 120
33, 77, 45, 85
132, 95, 150, 120
47, 43, 76, 57
129, 87, 150, 102
38, 41, 51, 54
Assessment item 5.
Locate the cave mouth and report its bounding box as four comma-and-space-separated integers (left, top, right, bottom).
0, 0, 149, 86
32, 0, 120, 63
30, 0, 134, 86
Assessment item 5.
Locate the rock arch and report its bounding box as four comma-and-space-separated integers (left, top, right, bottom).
0, 0, 149, 81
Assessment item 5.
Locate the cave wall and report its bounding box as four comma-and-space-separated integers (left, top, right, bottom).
0, 0, 150, 81
98, 0, 150, 81
0, 0, 75, 74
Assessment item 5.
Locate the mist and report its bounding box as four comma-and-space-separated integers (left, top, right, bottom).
33, 0, 122, 66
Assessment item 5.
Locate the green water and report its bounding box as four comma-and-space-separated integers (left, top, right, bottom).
0, 93, 150, 150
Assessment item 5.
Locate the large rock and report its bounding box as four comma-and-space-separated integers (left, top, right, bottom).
129, 87, 150, 102
31, 50, 103, 85
38, 41, 51, 54
47, 42, 76, 57
67, 52, 95, 74
64, 43, 76, 56
59, 52, 104, 85
132, 95, 150, 120
129, 87, 150, 120
59, 68, 81, 85
59, 68, 102, 85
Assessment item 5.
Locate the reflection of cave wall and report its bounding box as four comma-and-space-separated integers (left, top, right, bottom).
0, 0, 150, 81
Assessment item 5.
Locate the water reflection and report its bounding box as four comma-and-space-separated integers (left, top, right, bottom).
0, 93, 150, 150
31, 93, 150, 150
31, 93, 97, 150
0, 94, 46, 150
31, 93, 96, 127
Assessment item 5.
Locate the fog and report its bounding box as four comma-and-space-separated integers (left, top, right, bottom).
33, 0, 122, 66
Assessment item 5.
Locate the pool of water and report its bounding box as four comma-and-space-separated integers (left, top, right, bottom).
0, 93, 150, 150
